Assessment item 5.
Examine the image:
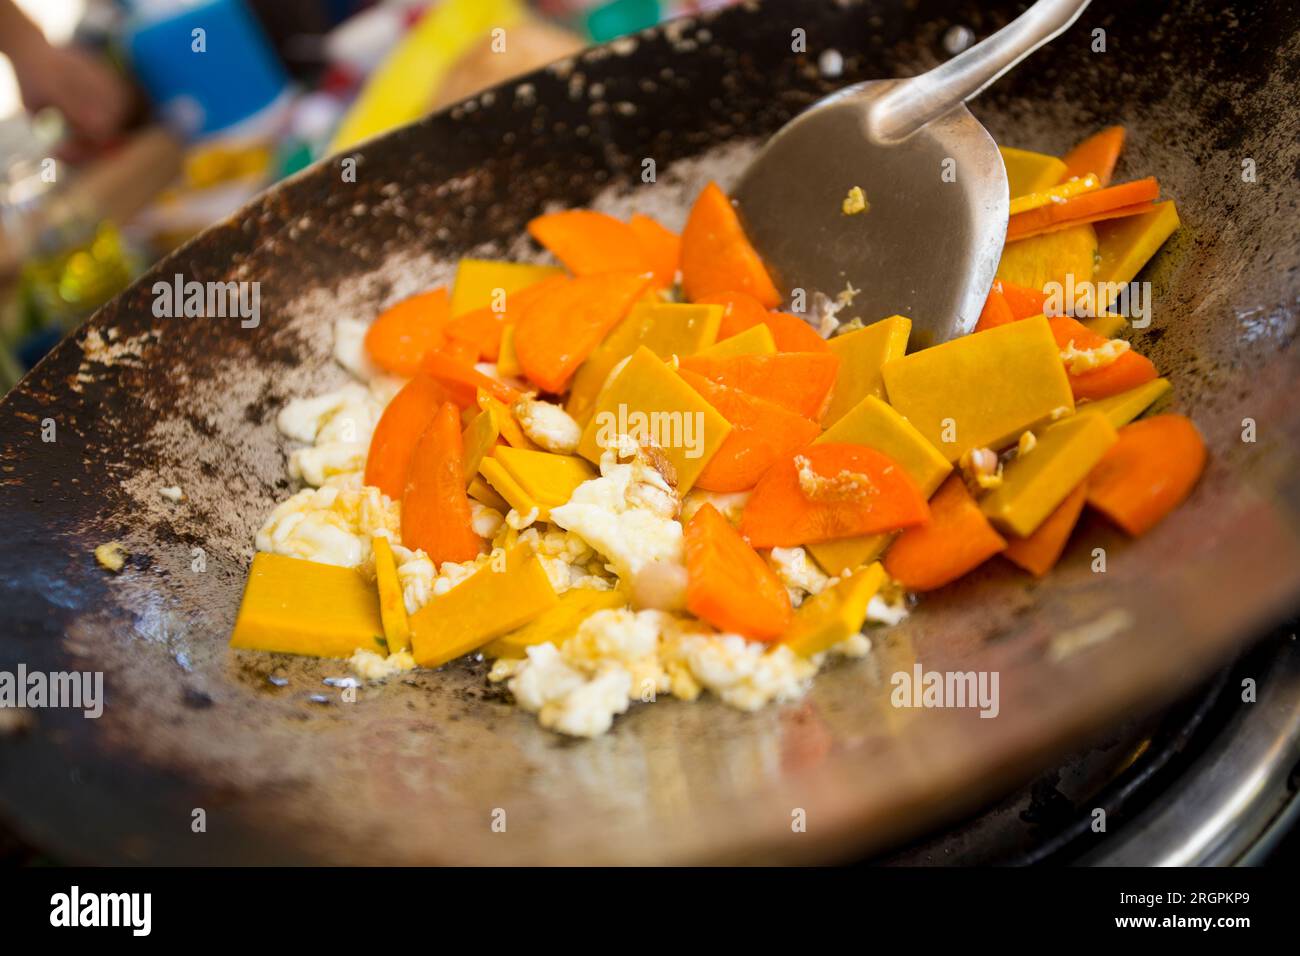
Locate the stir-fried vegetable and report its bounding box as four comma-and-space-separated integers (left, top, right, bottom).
233, 124, 1200, 740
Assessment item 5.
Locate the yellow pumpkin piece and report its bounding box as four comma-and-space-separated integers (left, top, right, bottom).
477, 389, 535, 449
823, 315, 911, 426
1094, 201, 1181, 297
468, 475, 511, 513
566, 302, 723, 424
819, 396, 952, 488
1082, 313, 1128, 339
449, 259, 564, 316
807, 536, 890, 578
577, 346, 732, 493
497, 325, 522, 378
1007, 174, 1101, 216
1078, 378, 1171, 429
697, 322, 777, 358
479, 445, 595, 521
997, 222, 1098, 292
461, 407, 501, 483
371, 536, 411, 653
230, 552, 384, 658
778, 562, 887, 658
409, 546, 558, 668
999, 147, 1068, 198
980, 412, 1118, 537
881, 315, 1075, 463
483, 587, 627, 658
808, 394, 953, 575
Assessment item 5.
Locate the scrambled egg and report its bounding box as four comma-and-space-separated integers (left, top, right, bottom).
842, 185, 870, 215
767, 546, 832, 607
489, 609, 818, 737
549, 444, 687, 611
256, 476, 399, 568
350, 648, 416, 680
514, 397, 582, 453
94, 541, 127, 572
959, 446, 1004, 492
1059, 337, 1130, 375
277, 383, 385, 487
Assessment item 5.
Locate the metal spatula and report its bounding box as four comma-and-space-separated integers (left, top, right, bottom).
732, 0, 1092, 348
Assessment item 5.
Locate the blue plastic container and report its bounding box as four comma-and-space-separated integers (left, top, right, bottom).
126, 0, 290, 138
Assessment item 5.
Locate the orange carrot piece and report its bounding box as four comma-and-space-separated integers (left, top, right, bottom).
685, 503, 792, 640
974, 288, 1016, 332
527, 209, 650, 276
883, 475, 1007, 591
401, 402, 483, 563
628, 213, 681, 288
1007, 177, 1160, 242
364, 375, 453, 500
513, 272, 652, 393
364, 287, 452, 377
997, 278, 1049, 317
421, 349, 521, 408
681, 181, 781, 308
740, 443, 929, 548
701, 290, 829, 352
1003, 482, 1088, 577
680, 369, 822, 492
1049, 316, 1158, 401
1086, 415, 1206, 536
1013, 201, 1165, 241
677, 351, 840, 421
1061, 126, 1126, 187
444, 275, 567, 362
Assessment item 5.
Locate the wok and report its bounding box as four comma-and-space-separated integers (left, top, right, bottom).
1, 0, 1297, 865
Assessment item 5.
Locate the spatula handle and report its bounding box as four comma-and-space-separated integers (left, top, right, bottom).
866, 0, 1092, 144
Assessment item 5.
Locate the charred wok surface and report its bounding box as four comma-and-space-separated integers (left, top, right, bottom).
0, 0, 1297, 863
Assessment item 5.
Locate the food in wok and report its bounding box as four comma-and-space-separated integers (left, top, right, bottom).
230, 126, 1198, 738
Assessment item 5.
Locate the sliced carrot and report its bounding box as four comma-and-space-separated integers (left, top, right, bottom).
444, 275, 566, 362
680, 181, 781, 308
677, 352, 840, 421
700, 290, 829, 353
997, 278, 1050, 317
527, 209, 650, 276
401, 402, 483, 563
1007, 177, 1160, 242
680, 368, 822, 492
628, 213, 681, 288
1086, 414, 1206, 536
421, 349, 521, 408
740, 443, 929, 548
364, 375, 453, 500
974, 288, 1015, 332
1003, 482, 1088, 577
364, 287, 451, 377
685, 503, 792, 640
513, 272, 652, 393
1049, 316, 1158, 401
1061, 126, 1126, 187
883, 475, 1007, 591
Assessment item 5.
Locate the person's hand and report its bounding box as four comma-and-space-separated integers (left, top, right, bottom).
10, 41, 132, 143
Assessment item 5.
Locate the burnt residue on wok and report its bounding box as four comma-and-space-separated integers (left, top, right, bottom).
0, 0, 1297, 864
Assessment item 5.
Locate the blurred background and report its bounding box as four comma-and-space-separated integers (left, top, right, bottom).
0, 0, 734, 392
